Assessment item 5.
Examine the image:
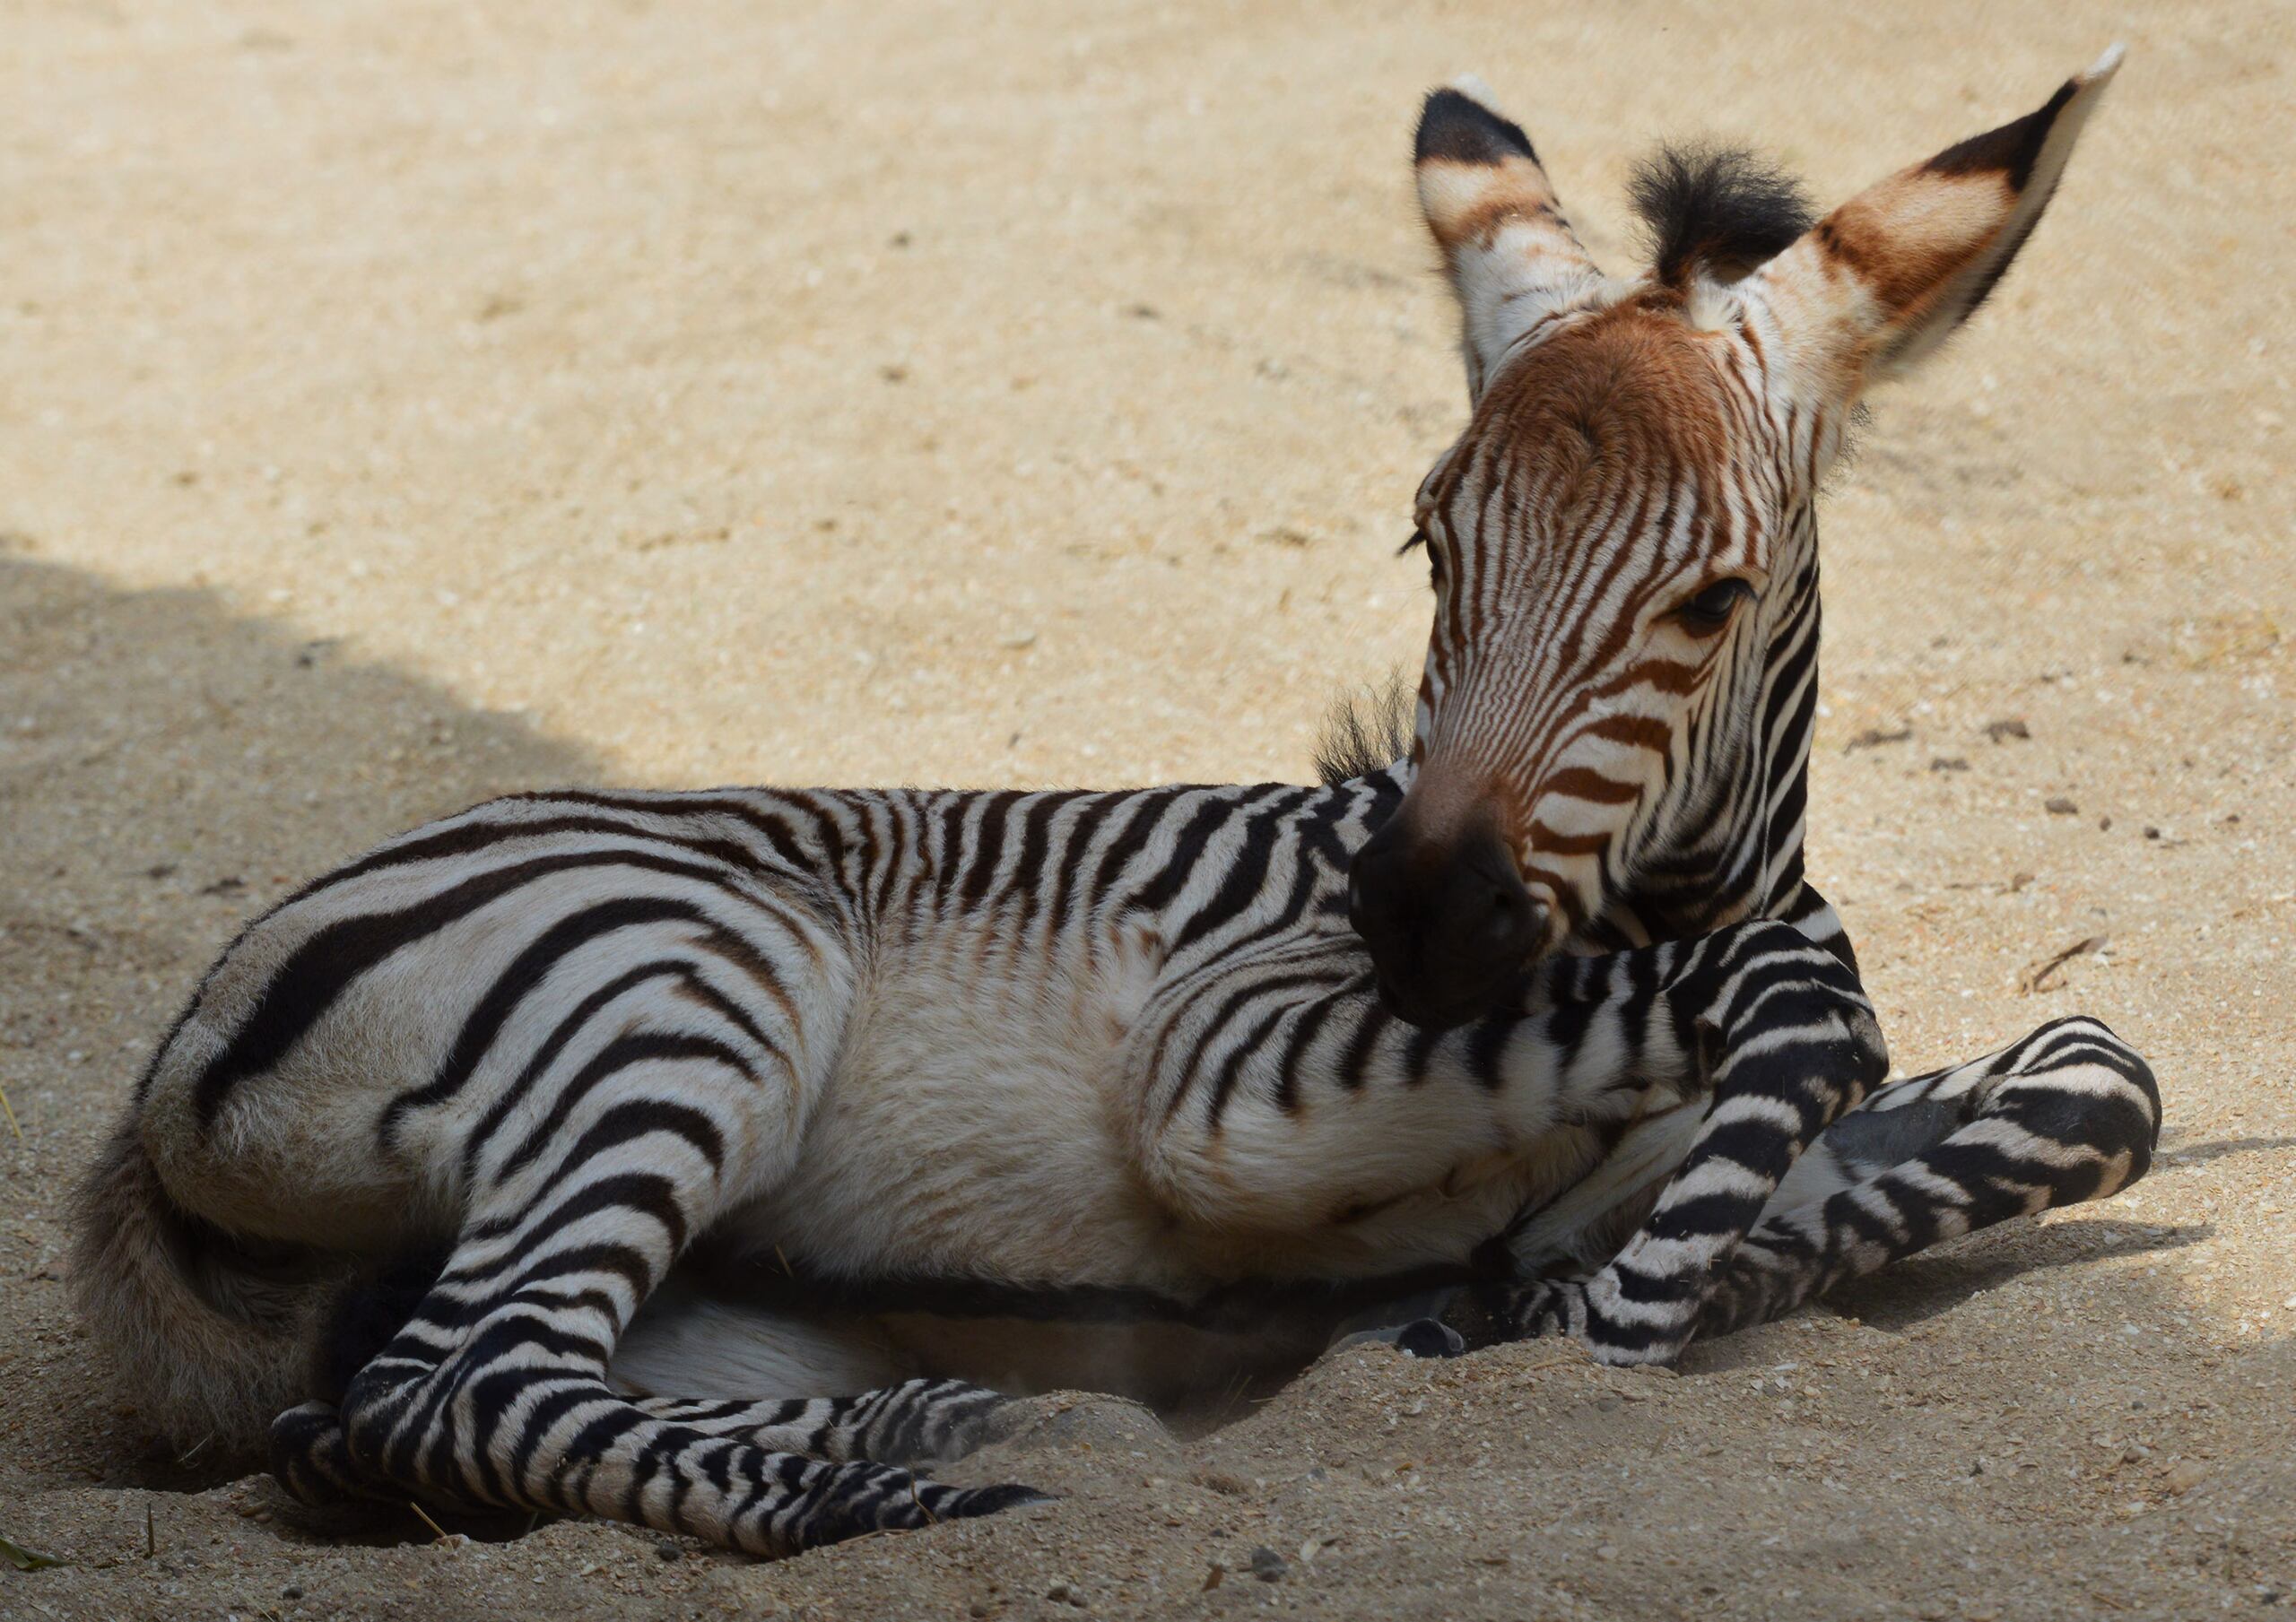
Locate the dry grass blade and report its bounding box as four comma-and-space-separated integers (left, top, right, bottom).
1843, 725, 1914, 754
1, 1530, 67, 1571
406, 1501, 451, 1542
2021, 934, 2107, 994
0, 1081, 22, 1142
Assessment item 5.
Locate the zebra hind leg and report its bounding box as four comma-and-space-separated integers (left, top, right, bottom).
268, 1253, 1049, 1553
610, 1288, 1035, 1467
1692, 1013, 2161, 1339
268, 1106, 1047, 1551
631, 1378, 1026, 1470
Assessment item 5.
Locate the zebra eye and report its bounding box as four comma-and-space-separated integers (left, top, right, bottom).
1674, 577, 1753, 637
1401, 526, 1443, 589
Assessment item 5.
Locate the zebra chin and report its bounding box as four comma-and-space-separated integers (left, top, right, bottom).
1369, 957, 1541, 1031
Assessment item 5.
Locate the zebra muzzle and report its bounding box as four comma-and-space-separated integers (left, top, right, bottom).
1347, 820, 1548, 1029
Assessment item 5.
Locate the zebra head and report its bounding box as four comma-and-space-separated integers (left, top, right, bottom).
1349, 49, 2124, 1028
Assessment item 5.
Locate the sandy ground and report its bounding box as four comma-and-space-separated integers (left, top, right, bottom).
3, 0, 2292, 1616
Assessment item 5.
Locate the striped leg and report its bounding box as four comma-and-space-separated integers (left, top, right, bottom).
1441, 918, 1889, 1364
269, 1049, 1046, 1554
1692, 1014, 2161, 1338
270, 1401, 386, 1506
632, 1378, 1017, 1468
270, 1271, 1046, 1553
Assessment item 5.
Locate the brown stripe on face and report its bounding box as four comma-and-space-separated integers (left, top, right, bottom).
1538, 766, 1644, 806
1627, 655, 1704, 697
1584, 713, 1672, 753
1523, 820, 1613, 858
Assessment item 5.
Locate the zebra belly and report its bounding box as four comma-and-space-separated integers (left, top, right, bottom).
628, 1258, 1443, 1408
706, 941, 1636, 1300
716, 941, 1212, 1288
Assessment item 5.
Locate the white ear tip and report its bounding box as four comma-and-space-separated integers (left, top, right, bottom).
2083, 42, 2127, 83
1446, 72, 1500, 108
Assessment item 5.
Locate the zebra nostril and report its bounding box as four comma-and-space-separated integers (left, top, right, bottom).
1475, 885, 1545, 959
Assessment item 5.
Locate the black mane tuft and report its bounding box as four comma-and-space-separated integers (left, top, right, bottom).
1628, 143, 1813, 288
1312, 672, 1415, 786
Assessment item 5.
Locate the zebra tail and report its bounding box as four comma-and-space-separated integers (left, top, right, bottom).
68, 1121, 340, 1462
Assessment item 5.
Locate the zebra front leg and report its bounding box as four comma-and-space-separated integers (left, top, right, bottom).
1692, 1014, 2161, 1338
1441, 917, 1890, 1365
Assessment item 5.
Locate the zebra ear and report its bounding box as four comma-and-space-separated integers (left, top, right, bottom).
1748, 46, 2123, 396
1415, 79, 1608, 403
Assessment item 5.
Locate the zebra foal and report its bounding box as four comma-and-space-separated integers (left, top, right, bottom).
72, 53, 2158, 1557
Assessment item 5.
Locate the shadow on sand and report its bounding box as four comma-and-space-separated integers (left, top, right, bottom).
0, 548, 602, 1510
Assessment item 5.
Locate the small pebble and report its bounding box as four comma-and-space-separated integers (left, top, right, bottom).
2045, 796, 2078, 815
1249, 1546, 1288, 1582
655, 1539, 681, 1561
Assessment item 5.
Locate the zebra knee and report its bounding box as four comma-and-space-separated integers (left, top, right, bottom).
1700, 923, 1890, 1104
1997, 1019, 2163, 1199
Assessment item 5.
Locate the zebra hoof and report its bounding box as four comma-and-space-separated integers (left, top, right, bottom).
268, 1400, 369, 1507
796, 1464, 1056, 1552
946, 1481, 1059, 1519
1396, 1317, 1467, 1359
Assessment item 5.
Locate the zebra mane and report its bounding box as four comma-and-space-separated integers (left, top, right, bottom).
1313, 672, 1415, 786
1628, 142, 1813, 288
